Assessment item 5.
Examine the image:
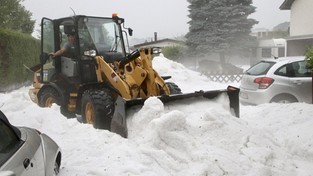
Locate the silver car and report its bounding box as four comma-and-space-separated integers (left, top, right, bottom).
240, 56, 312, 105
0, 111, 61, 176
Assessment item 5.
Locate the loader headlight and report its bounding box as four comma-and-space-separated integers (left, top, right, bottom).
84, 50, 96, 57
152, 47, 162, 54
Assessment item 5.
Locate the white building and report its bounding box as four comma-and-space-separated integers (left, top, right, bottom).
133, 38, 185, 49
251, 29, 287, 62
256, 38, 286, 59
280, 0, 313, 56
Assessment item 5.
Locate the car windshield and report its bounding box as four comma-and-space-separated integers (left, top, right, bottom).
245, 61, 275, 75
78, 17, 125, 55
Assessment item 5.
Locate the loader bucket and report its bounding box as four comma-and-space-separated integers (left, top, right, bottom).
111, 86, 240, 138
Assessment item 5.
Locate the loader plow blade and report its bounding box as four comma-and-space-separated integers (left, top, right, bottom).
111, 86, 240, 138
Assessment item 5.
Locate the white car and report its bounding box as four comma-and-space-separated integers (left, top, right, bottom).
240, 56, 312, 105
0, 111, 61, 176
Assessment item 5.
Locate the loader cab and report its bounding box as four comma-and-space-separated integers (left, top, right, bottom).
78, 16, 127, 62
40, 15, 129, 84
40, 17, 87, 83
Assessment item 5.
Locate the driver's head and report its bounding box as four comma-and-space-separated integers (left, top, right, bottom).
67, 33, 76, 42
64, 23, 76, 40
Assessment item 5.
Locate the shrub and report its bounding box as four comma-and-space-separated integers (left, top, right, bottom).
162, 46, 185, 61
0, 28, 40, 91
305, 46, 313, 70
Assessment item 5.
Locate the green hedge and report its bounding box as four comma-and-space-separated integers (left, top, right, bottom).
0, 29, 40, 92
162, 46, 185, 61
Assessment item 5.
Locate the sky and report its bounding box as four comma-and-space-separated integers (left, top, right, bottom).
21, 0, 290, 39
1, 55, 313, 175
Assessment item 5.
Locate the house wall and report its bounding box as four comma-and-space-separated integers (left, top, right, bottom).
141, 42, 179, 48
133, 41, 185, 49
290, 0, 313, 36
287, 38, 313, 56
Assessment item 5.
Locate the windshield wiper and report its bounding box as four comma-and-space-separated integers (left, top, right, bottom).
110, 35, 121, 52
245, 71, 251, 75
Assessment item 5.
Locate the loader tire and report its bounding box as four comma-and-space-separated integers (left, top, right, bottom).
81, 88, 115, 130
39, 87, 60, 107
60, 106, 76, 119
166, 82, 182, 95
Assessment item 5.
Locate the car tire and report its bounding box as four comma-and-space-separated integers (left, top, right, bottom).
270, 94, 298, 103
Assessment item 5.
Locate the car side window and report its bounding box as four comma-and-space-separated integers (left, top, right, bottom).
274, 65, 288, 77
292, 61, 312, 77
0, 119, 21, 166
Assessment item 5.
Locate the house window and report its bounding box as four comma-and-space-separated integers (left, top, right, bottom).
261, 48, 271, 58
278, 47, 285, 57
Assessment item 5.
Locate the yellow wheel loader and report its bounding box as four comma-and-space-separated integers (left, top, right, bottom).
28, 15, 240, 137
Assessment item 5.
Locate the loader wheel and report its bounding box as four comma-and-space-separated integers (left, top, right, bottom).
60, 106, 76, 119
39, 87, 60, 107
166, 82, 182, 95
81, 88, 115, 130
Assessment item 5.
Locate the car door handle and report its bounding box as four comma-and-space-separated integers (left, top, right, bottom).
23, 158, 30, 169
292, 80, 303, 85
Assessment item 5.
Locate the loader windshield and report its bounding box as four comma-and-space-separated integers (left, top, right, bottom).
78, 17, 125, 56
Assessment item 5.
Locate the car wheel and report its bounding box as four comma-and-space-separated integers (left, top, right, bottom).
270, 94, 298, 103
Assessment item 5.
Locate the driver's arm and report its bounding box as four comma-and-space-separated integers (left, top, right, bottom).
50, 48, 66, 58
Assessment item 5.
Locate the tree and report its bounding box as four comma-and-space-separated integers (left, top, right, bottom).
0, 0, 35, 34
185, 0, 258, 63
273, 22, 289, 38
